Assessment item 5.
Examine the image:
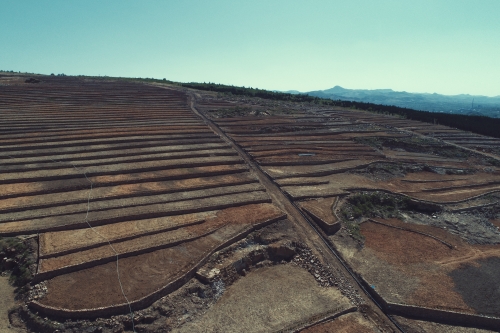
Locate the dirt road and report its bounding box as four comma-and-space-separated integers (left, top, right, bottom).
0, 276, 21, 333
188, 93, 401, 332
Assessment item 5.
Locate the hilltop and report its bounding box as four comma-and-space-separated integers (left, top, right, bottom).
0, 73, 499, 333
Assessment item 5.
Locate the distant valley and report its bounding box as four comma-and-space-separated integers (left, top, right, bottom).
288, 86, 500, 118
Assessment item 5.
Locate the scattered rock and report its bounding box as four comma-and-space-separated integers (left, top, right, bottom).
25, 78, 40, 84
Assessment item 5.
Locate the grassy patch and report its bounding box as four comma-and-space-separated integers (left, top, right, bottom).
344, 222, 365, 243
341, 192, 412, 220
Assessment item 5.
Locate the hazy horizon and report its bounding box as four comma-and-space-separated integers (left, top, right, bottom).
293, 85, 500, 98
1, 0, 499, 97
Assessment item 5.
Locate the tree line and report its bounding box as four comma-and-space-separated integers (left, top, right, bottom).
180, 82, 500, 139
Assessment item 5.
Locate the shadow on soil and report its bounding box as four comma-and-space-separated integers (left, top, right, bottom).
449, 256, 500, 317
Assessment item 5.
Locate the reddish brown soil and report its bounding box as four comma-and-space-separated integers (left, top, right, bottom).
249, 146, 376, 157
40, 235, 218, 309
2, 156, 243, 183
0, 190, 270, 235
0, 173, 256, 212
264, 159, 377, 179
0, 78, 290, 319
361, 219, 466, 265
4, 75, 500, 329
39, 220, 222, 273
250, 147, 382, 165
38, 204, 285, 310
298, 197, 338, 225
1, 183, 263, 224
407, 184, 500, 202
408, 272, 473, 312
38, 204, 284, 274
278, 171, 500, 202
40, 211, 216, 257
89, 164, 248, 187
207, 106, 500, 205
359, 219, 500, 312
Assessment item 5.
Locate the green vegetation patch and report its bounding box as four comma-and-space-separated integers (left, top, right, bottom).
340, 191, 441, 222
341, 192, 411, 220
344, 221, 365, 243
0, 237, 35, 288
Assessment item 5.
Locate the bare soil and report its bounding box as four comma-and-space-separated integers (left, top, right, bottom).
174, 264, 351, 333
39, 229, 232, 310
280, 170, 500, 202
0, 164, 249, 199
298, 197, 339, 225
38, 203, 284, 276
37, 204, 285, 310
449, 256, 500, 316
0, 276, 22, 333
1, 182, 263, 222
332, 218, 500, 315
0, 172, 256, 213
0, 190, 271, 235
40, 211, 217, 257
4, 74, 500, 331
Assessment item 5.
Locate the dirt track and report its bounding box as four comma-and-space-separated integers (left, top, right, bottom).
0, 276, 21, 333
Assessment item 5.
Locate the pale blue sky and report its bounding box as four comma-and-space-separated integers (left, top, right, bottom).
1, 1, 499, 96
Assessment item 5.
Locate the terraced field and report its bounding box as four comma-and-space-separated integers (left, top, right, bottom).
0, 76, 288, 318
323, 110, 500, 155
198, 93, 500, 329
203, 103, 500, 204
2, 74, 500, 332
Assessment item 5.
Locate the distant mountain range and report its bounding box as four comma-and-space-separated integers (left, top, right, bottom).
286, 86, 500, 118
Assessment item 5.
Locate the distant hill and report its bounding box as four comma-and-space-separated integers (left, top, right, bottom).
304, 86, 500, 118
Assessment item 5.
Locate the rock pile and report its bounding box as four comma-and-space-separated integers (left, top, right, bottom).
27, 282, 47, 301
292, 245, 363, 305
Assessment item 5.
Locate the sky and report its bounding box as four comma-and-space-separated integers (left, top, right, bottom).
1, 0, 499, 96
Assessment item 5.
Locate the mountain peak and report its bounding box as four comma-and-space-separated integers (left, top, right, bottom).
305, 86, 500, 118
323, 85, 347, 93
